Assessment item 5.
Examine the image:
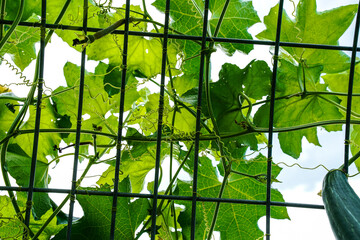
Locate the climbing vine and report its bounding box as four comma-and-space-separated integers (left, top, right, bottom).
0, 0, 359, 239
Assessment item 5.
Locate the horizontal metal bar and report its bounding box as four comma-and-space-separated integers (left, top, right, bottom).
8, 119, 360, 144
0, 19, 358, 52
0, 185, 324, 209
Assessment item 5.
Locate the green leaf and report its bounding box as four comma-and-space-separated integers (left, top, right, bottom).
53, 178, 150, 239
13, 98, 61, 160
182, 61, 271, 150
208, 61, 271, 149
6, 144, 51, 218
254, 59, 343, 158
88, 31, 180, 78
169, 74, 198, 97
322, 64, 360, 170
323, 63, 360, 116
49, 1, 179, 78
128, 92, 197, 136
5, 0, 41, 21
257, 0, 356, 73
0, 88, 19, 140
145, 182, 183, 239
153, 0, 260, 74
0, 195, 64, 239
97, 128, 168, 193
153, 0, 202, 74
52, 61, 140, 155
127, 93, 169, 135
1, 15, 40, 71
176, 154, 288, 240
156, 204, 183, 240
209, 0, 260, 55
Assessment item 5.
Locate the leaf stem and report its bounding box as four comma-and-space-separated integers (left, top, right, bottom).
212, 0, 231, 39
0, 0, 24, 51
32, 158, 95, 239
318, 95, 360, 118
238, 92, 253, 124
343, 149, 360, 170
230, 170, 267, 182
159, 144, 194, 208
0, 0, 73, 237
203, 1, 233, 235
4, 118, 360, 144
131, 17, 202, 45
47, 153, 90, 166
147, 77, 212, 133
241, 90, 360, 110
206, 170, 230, 240
135, 144, 193, 240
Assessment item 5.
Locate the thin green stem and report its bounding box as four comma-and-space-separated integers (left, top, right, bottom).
238, 92, 253, 123
241, 90, 360, 111
42, 86, 77, 100
308, 91, 360, 97
345, 149, 360, 169
47, 153, 90, 166
212, 0, 231, 39
147, 77, 212, 133
110, 6, 148, 18
206, 170, 230, 240
3, 119, 360, 144
230, 170, 267, 182
318, 95, 360, 118
33, 158, 95, 239
1, 141, 34, 237
0, 0, 24, 51
159, 144, 193, 209
0, 128, 116, 146
135, 144, 193, 240
0, 94, 28, 102
132, 17, 201, 45
135, 219, 151, 240
0, 61, 39, 238
204, 65, 231, 238
0, 1, 73, 236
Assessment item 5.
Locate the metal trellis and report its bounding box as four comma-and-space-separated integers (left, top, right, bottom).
1, 0, 360, 239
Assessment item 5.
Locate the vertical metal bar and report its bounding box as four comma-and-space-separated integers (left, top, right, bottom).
265, 0, 285, 239
0, 0, 6, 40
66, 0, 88, 238
190, 0, 210, 239
343, 2, 360, 173
109, 0, 131, 239
149, 0, 172, 238
24, 0, 46, 232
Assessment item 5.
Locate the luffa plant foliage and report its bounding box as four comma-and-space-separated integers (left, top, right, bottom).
0, 0, 358, 239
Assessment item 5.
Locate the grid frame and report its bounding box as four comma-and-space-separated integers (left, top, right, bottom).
1, 0, 360, 239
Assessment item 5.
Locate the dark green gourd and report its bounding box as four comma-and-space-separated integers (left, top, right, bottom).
322, 170, 360, 239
